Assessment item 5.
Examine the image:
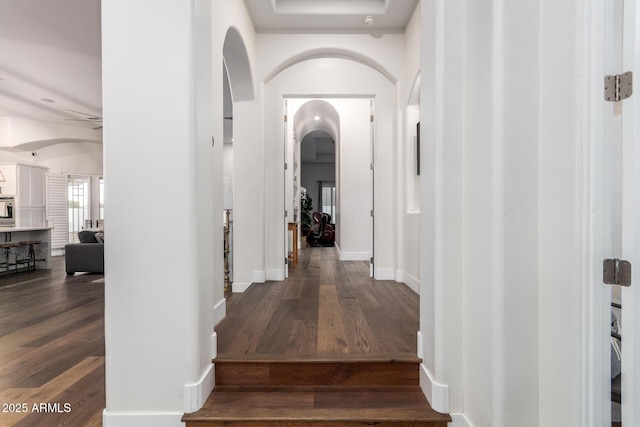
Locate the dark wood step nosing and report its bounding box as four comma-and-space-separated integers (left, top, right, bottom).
184, 421, 451, 427
214, 362, 420, 387
214, 354, 422, 364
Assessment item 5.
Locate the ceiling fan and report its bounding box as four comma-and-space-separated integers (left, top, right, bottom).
64, 109, 103, 130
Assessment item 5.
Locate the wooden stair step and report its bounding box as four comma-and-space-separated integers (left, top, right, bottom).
214, 356, 421, 387
182, 385, 452, 427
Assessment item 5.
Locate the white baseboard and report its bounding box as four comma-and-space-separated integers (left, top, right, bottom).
232, 282, 251, 293
403, 272, 420, 294
375, 268, 394, 280
213, 299, 226, 326
103, 410, 183, 427
420, 363, 450, 413
266, 268, 285, 281
252, 270, 266, 283
394, 270, 404, 282
183, 362, 215, 413
338, 251, 370, 261
450, 413, 473, 427
210, 331, 218, 360
334, 243, 341, 258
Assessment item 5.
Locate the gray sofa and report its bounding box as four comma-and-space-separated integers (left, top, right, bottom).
65, 230, 104, 275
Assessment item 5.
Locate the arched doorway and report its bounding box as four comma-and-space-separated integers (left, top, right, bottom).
222, 27, 257, 293
284, 100, 341, 275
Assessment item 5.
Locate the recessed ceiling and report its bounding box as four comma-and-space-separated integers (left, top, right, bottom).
244, 0, 418, 33
301, 131, 335, 164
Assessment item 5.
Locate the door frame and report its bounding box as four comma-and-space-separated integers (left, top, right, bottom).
620, 0, 639, 424
580, 0, 614, 425
582, 0, 639, 425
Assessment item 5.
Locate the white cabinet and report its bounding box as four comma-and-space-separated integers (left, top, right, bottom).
0, 163, 48, 227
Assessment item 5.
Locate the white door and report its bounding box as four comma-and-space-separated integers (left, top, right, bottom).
369, 99, 375, 277
284, 99, 290, 278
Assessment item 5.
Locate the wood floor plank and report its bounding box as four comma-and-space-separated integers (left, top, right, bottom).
217, 247, 419, 358
285, 320, 317, 356
339, 298, 381, 354
0, 318, 104, 389
11, 360, 104, 427
184, 386, 451, 426
225, 282, 289, 354
257, 300, 298, 354
0, 257, 105, 427
316, 283, 349, 354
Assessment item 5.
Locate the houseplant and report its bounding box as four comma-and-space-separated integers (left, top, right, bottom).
300, 193, 313, 235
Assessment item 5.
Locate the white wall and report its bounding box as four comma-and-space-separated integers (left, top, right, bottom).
222, 143, 233, 209
211, 0, 262, 292
419, 0, 465, 417
102, 1, 218, 425
1, 142, 103, 177
258, 34, 402, 278
538, 0, 583, 424
419, 0, 591, 425
332, 98, 371, 259
399, 4, 421, 293
286, 97, 370, 260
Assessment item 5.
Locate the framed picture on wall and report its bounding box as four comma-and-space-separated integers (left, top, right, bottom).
416, 122, 420, 175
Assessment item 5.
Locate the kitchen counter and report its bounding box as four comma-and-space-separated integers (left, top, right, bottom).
0, 226, 52, 232
0, 227, 52, 271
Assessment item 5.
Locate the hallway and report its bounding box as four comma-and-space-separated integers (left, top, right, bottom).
216, 247, 419, 358
184, 247, 451, 426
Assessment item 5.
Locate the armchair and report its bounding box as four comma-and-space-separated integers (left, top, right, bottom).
307, 212, 335, 247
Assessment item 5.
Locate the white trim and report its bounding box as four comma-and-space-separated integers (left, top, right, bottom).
579, 0, 609, 425
213, 299, 226, 326
375, 268, 394, 280
450, 413, 473, 427
266, 268, 285, 281
490, 0, 506, 424
252, 270, 266, 283
210, 331, 217, 361
403, 271, 420, 294
417, 330, 423, 359
232, 282, 251, 293
419, 363, 450, 414
183, 362, 215, 413
394, 270, 404, 282
338, 251, 370, 261
103, 410, 183, 427
621, 1, 640, 426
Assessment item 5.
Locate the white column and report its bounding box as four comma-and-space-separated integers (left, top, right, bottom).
102, 1, 215, 425
232, 99, 265, 290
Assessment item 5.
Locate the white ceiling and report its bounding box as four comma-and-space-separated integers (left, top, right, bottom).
243, 0, 419, 33
0, 0, 417, 133
0, 0, 102, 130
301, 131, 335, 164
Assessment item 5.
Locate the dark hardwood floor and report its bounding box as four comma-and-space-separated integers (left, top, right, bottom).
217, 247, 419, 358
186, 248, 452, 426
0, 257, 104, 427
0, 247, 428, 426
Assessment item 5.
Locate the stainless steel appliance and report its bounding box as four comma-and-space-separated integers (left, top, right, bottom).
0, 196, 15, 227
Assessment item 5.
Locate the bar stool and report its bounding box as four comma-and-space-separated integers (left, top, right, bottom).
0, 242, 20, 274
16, 240, 43, 271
